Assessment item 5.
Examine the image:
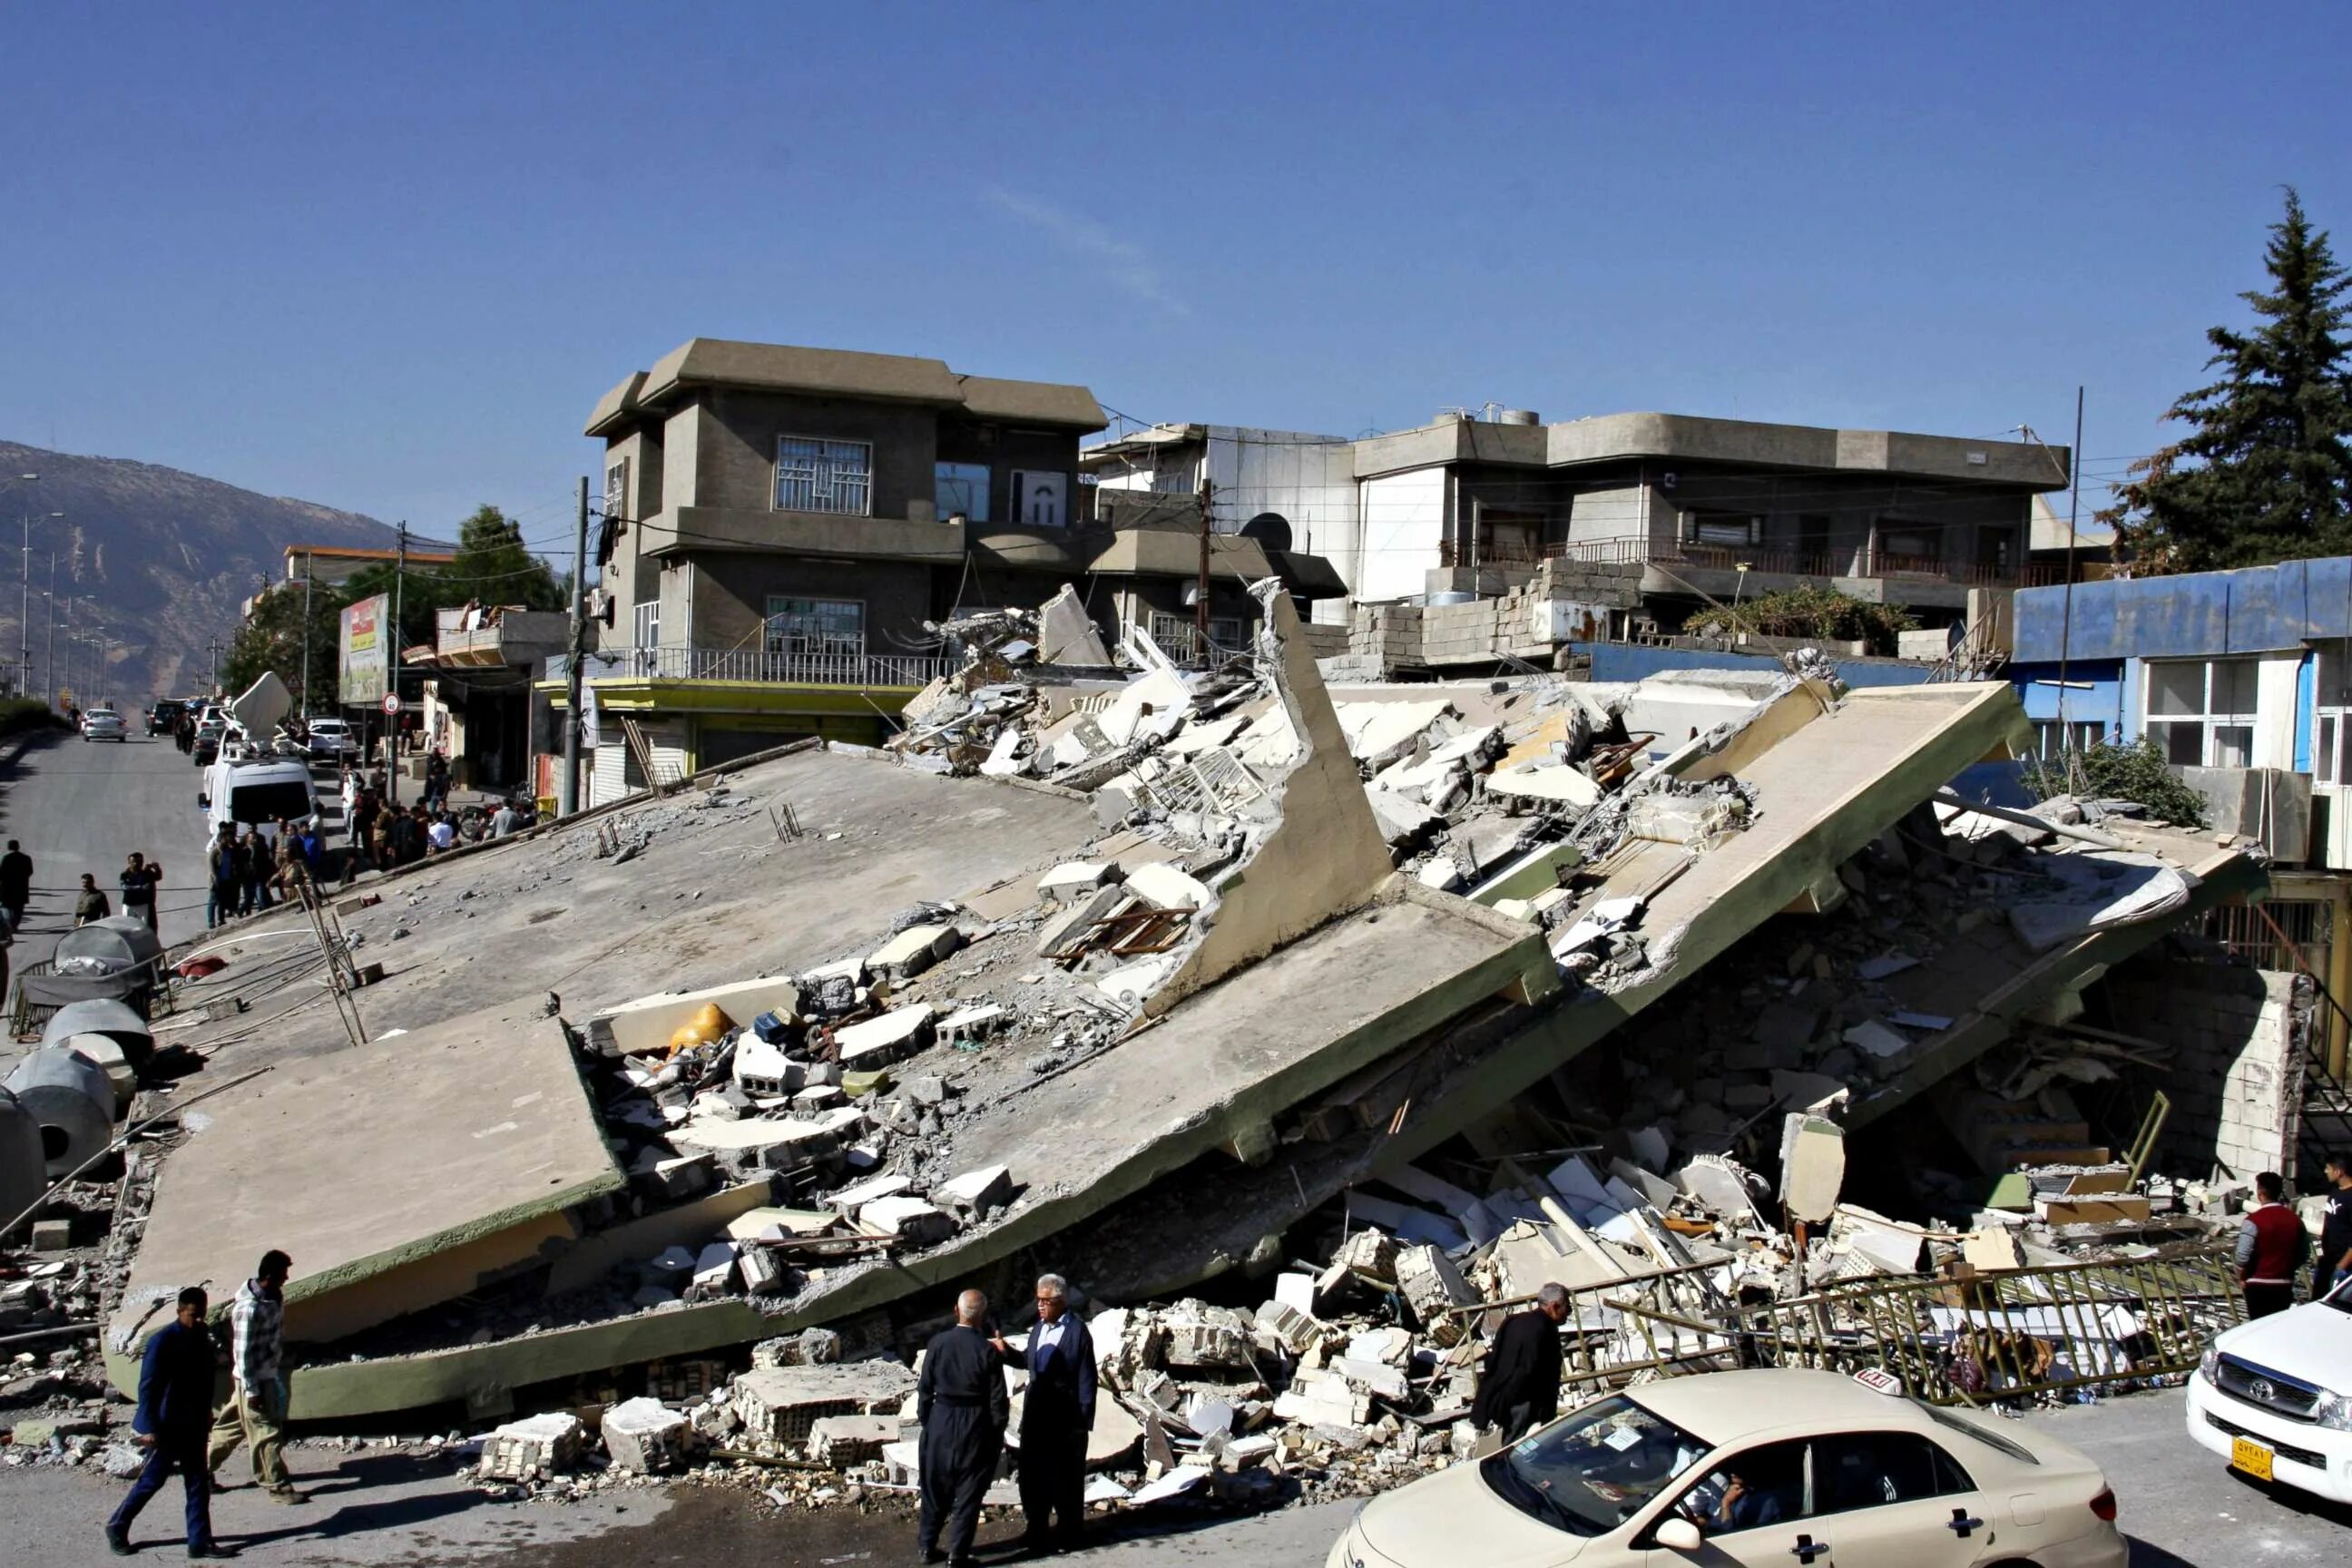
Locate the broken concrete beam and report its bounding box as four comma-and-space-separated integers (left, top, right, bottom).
1038, 861, 1121, 902
478, 1412, 584, 1480
600, 1396, 691, 1472
867, 924, 963, 983
857, 1194, 957, 1247
835, 1005, 935, 1070
1122, 861, 1212, 913
731, 1361, 918, 1446
934, 1164, 1014, 1219
1034, 883, 1132, 957
937, 1004, 1008, 1044
1486, 763, 1601, 808
808, 1412, 898, 1467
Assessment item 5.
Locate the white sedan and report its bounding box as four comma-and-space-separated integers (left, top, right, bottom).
2185, 1276, 2352, 1503
82, 709, 126, 742
1328, 1368, 2124, 1568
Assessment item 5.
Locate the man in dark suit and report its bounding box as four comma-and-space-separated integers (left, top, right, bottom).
994, 1273, 1097, 1555
917, 1289, 1009, 1567
107, 1286, 231, 1558
1470, 1283, 1570, 1444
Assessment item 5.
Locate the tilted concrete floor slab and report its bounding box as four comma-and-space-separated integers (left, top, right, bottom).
270, 883, 1552, 1418
108, 995, 624, 1398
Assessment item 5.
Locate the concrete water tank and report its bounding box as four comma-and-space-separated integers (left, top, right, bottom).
42, 998, 154, 1067
58, 1034, 136, 1115
4, 1047, 116, 1179
1496, 409, 1542, 426
0, 1089, 44, 1233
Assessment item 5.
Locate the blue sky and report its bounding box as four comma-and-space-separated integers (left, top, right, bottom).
3, 2, 2347, 553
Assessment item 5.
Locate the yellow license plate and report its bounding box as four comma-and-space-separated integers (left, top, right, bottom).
2231, 1435, 2275, 1482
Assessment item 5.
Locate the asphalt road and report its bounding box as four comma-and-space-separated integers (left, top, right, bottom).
0, 724, 215, 961
5, 1388, 2348, 1567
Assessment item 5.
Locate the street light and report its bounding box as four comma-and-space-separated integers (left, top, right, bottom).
1, 475, 34, 696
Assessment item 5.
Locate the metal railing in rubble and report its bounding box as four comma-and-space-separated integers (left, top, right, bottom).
554, 646, 956, 687
1512, 1244, 2241, 1406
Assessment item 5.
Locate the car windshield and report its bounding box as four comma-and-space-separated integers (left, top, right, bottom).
1481, 1395, 1710, 1537
2327, 1275, 2352, 1315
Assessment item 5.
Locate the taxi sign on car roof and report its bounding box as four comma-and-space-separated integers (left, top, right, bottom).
1852, 1368, 1904, 1396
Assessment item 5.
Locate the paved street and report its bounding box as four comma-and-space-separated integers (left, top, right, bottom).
5, 1387, 2348, 1567
0, 726, 215, 962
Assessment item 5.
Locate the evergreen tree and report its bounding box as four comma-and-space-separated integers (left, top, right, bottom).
2105, 188, 2352, 571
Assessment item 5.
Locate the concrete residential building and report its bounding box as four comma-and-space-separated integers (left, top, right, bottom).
572, 339, 1347, 795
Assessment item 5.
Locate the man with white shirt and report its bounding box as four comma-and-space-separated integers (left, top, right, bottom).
993, 1273, 1095, 1555
426, 813, 456, 853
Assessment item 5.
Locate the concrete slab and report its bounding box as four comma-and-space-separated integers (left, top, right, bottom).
110, 995, 625, 1389
590, 976, 801, 1057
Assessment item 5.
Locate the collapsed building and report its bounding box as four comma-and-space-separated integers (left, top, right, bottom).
0, 582, 2288, 1505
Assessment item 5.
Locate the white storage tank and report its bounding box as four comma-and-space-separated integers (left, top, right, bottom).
0, 1089, 44, 1234
4, 1046, 116, 1179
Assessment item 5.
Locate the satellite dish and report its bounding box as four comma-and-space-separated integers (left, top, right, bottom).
1240, 512, 1293, 552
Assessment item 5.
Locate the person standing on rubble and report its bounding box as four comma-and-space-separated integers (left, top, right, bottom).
206, 1249, 305, 1504
105, 1286, 230, 1558
2238, 1171, 2308, 1318
916, 1289, 1009, 1566
1471, 1283, 1570, 1444
74, 871, 111, 926
993, 1273, 1095, 1554
2318, 1154, 2352, 1302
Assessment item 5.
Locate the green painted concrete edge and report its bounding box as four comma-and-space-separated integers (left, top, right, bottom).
264, 902, 1550, 1418
1844, 850, 2270, 1134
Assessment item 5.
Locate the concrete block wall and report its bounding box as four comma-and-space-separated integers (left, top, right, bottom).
2107, 959, 2309, 1180
1344, 560, 1643, 674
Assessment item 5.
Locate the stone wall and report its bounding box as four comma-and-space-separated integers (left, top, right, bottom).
2106, 958, 2309, 1181
1344, 560, 1646, 673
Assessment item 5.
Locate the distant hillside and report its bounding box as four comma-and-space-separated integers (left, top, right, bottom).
0, 441, 395, 704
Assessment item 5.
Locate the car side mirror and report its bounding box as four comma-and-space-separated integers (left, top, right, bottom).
1655, 1517, 1704, 1553
197, 794, 211, 809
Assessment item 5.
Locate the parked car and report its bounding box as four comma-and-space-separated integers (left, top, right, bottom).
191, 720, 224, 766
1327, 1369, 2124, 1568
304, 717, 359, 761
83, 709, 127, 742
148, 698, 185, 736
2185, 1275, 2352, 1504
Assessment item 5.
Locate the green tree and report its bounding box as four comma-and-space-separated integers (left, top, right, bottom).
220, 581, 343, 710
2103, 188, 2352, 571
1690, 583, 1918, 656
346, 505, 565, 649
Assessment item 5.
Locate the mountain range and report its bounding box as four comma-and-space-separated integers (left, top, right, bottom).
0, 441, 394, 704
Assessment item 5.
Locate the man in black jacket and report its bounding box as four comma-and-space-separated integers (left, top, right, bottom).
917, 1289, 1009, 1567
1470, 1283, 1570, 1444
0, 838, 31, 928
106, 1286, 230, 1557
994, 1273, 1096, 1554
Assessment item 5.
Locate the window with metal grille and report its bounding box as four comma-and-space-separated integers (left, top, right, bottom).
773, 436, 873, 515
2145, 658, 2259, 768
764, 596, 864, 655
1148, 611, 1244, 659
2030, 719, 2105, 759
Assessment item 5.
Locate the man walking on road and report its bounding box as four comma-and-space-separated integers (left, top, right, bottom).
208, 1250, 305, 1504
205, 827, 240, 930
2316, 1154, 2352, 1303
74, 873, 111, 926
993, 1273, 1096, 1555
2239, 1171, 2309, 1318
0, 839, 32, 928
119, 852, 162, 932
105, 1286, 230, 1558
917, 1289, 1009, 1566
1471, 1282, 1570, 1444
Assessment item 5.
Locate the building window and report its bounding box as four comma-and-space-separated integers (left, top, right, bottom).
1011, 470, 1067, 529
2145, 657, 2258, 767
1686, 513, 1763, 548
764, 596, 864, 656
774, 436, 873, 515
2031, 719, 2106, 759
632, 600, 660, 650
1877, 524, 1939, 564
935, 462, 990, 523
2315, 642, 2352, 786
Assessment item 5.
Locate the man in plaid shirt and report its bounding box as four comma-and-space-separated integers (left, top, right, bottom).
205, 1250, 306, 1503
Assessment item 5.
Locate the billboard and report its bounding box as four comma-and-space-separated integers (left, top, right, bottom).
338, 593, 390, 704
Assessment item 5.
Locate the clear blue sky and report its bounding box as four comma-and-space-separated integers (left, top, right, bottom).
4, 2, 2348, 553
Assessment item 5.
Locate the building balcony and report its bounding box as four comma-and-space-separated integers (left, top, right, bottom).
1513, 537, 2066, 599
431, 609, 571, 668
548, 645, 955, 689
642, 505, 967, 564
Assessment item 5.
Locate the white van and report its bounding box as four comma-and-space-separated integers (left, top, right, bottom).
199, 757, 318, 853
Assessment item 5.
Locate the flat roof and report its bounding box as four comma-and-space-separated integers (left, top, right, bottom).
588, 338, 1105, 436
284, 544, 457, 564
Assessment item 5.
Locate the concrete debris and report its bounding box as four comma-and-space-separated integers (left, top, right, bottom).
477, 1412, 585, 1480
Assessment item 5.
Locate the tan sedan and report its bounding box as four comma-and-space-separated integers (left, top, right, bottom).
1327, 1368, 2123, 1568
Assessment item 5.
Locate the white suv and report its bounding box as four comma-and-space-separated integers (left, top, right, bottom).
2186, 1277, 2352, 1503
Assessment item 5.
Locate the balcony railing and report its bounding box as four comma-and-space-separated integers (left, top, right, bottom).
550, 647, 956, 688
1531, 537, 2065, 589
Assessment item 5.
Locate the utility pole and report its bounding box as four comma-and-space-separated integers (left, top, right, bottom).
563, 476, 590, 816
17, 506, 30, 698
2056, 386, 2085, 768
42, 552, 54, 708
1194, 476, 1215, 661
299, 548, 314, 718
208, 637, 221, 694
388, 523, 407, 809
